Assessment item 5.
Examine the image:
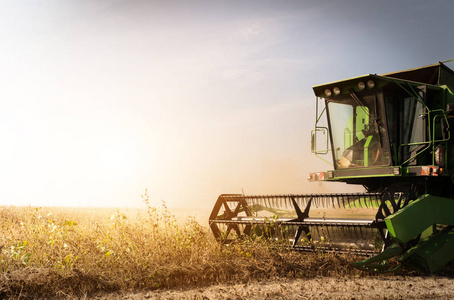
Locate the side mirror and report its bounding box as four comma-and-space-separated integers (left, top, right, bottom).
311, 127, 329, 154
447, 103, 454, 115
441, 103, 454, 140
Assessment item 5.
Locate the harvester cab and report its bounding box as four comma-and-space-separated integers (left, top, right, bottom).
209, 62, 454, 273
311, 63, 454, 194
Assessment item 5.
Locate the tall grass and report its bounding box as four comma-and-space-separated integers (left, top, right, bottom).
0, 191, 376, 298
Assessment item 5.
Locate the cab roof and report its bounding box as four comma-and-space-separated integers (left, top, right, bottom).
381, 62, 454, 86
312, 62, 454, 98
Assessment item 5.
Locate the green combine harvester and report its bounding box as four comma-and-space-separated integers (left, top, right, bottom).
209, 61, 454, 273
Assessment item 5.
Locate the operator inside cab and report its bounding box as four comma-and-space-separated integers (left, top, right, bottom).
338, 118, 386, 168
326, 87, 392, 170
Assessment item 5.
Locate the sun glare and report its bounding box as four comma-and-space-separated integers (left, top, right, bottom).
98, 147, 131, 172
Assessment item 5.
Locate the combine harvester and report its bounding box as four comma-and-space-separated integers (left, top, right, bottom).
209, 61, 454, 273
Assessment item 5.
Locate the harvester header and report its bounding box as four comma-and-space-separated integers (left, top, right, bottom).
209, 62, 454, 273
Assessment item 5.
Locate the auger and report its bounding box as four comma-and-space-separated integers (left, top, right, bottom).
209, 62, 454, 273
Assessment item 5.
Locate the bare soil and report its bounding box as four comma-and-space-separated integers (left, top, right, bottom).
92, 276, 454, 299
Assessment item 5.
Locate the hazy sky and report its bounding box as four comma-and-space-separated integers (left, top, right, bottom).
1, 0, 454, 208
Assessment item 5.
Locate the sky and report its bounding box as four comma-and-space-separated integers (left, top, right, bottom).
1, 0, 454, 208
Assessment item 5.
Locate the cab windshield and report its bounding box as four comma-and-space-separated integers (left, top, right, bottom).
327, 92, 391, 169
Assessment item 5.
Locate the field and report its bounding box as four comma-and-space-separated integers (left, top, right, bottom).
0, 194, 453, 299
